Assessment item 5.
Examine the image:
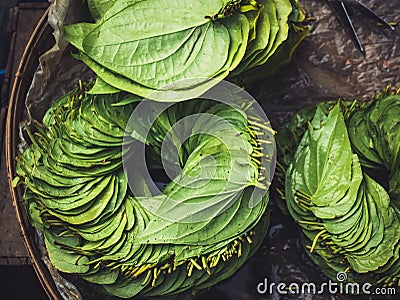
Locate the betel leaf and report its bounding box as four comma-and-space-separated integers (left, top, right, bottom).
249, 0, 293, 67
65, 0, 235, 95
64, 0, 310, 100
311, 154, 362, 220
87, 0, 115, 21
277, 89, 400, 287
289, 105, 353, 208
44, 231, 90, 274
75, 51, 229, 102
134, 102, 265, 245
88, 76, 120, 94
17, 82, 272, 298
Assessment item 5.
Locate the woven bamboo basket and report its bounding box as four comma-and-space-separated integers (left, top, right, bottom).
5, 7, 63, 300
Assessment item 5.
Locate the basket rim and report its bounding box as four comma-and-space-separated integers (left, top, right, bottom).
5, 6, 63, 300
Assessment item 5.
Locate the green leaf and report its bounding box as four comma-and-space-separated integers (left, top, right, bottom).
87, 0, 116, 21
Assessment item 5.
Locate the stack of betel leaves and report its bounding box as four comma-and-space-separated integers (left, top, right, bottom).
13, 81, 274, 298
274, 86, 400, 286
64, 0, 310, 101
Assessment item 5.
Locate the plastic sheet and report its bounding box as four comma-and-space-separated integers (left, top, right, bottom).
20, 0, 400, 299
25, 0, 92, 122
252, 0, 400, 128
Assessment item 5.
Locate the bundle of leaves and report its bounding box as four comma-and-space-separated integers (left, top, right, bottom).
274, 86, 400, 286
14, 82, 274, 298
64, 0, 310, 101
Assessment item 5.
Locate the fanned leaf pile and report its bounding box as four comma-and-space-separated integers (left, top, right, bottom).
14, 82, 273, 298
274, 87, 400, 286
64, 0, 310, 101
